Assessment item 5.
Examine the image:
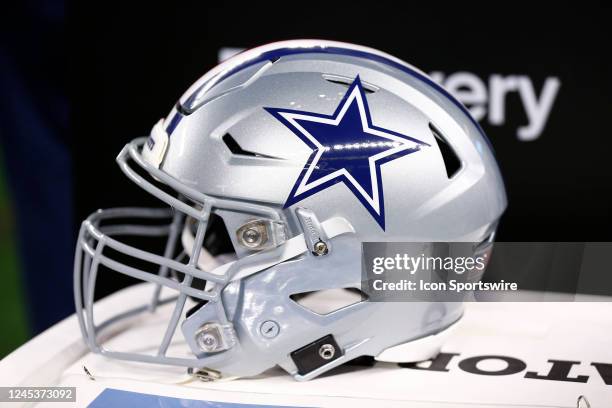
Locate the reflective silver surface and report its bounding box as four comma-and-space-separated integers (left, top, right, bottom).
74, 40, 506, 381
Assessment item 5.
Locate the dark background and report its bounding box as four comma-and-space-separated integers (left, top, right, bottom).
0, 3, 610, 355
72, 4, 612, 240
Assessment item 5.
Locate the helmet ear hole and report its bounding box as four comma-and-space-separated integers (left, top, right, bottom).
429, 122, 462, 179
180, 212, 237, 300
290, 288, 368, 315
185, 300, 208, 318
222, 133, 282, 159
202, 213, 235, 256
182, 213, 235, 259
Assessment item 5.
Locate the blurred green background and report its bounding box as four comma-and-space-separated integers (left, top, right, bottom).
0, 148, 29, 358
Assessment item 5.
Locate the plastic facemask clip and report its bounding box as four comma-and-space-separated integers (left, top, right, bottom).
295, 208, 330, 256
141, 119, 169, 168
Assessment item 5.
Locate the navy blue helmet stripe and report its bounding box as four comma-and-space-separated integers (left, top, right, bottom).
165, 45, 493, 152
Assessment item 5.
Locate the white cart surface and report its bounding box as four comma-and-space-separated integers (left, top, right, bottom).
1, 284, 610, 407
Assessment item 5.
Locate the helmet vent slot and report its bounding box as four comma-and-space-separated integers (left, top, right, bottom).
429, 123, 462, 178
322, 74, 378, 94
290, 288, 367, 315
222, 133, 282, 159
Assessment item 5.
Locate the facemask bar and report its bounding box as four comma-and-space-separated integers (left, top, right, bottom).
74, 138, 287, 368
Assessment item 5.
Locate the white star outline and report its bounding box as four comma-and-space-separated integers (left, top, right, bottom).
275, 82, 425, 215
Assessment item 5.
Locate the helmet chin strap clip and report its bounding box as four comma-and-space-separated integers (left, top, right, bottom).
295, 207, 331, 256
290, 334, 343, 376
188, 367, 222, 382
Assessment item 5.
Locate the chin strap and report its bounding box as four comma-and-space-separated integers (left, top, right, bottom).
181, 216, 354, 284
375, 318, 462, 363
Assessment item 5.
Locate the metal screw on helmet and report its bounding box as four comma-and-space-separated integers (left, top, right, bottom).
313, 240, 328, 256
193, 323, 237, 354
195, 332, 218, 352
243, 228, 261, 244
237, 220, 268, 249
318, 344, 335, 360
260, 320, 280, 339
195, 324, 225, 353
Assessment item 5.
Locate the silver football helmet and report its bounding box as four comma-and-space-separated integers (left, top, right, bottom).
74, 40, 506, 380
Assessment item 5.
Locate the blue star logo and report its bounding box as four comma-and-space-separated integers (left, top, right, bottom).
265, 76, 429, 230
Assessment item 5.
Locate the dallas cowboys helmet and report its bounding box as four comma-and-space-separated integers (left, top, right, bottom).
74, 40, 506, 380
